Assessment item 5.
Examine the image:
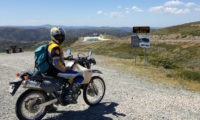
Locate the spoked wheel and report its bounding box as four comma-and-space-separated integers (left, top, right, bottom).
83, 76, 106, 106
16, 89, 48, 120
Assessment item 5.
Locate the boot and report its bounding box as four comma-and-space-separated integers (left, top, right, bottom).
64, 90, 76, 104
72, 82, 81, 93
65, 83, 81, 104
72, 82, 81, 102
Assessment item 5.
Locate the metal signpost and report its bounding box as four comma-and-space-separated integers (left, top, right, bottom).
131, 27, 150, 65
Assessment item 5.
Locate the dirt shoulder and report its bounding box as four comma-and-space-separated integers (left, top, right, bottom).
0, 52, 200, 120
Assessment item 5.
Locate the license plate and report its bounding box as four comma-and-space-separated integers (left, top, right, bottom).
9, 84, 15, 94
9, 79, 22, 96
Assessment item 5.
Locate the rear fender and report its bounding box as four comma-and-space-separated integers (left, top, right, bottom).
9, 80, 22, 96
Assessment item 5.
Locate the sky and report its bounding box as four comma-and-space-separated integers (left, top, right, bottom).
0, 0, 200, 27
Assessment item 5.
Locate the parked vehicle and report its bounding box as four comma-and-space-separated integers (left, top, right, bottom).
9, 50, 106, 120
6, 46, 23, 54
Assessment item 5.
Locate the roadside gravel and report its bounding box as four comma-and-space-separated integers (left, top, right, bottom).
0, 52, 200, 120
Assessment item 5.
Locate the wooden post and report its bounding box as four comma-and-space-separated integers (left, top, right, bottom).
134, 47, 137, 65
144, 48, 146, 65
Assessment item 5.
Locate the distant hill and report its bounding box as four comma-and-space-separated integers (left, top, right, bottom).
0, 26, 133, 42
0, 27, 50, 41
0, 25, 162, 42
0, 26, 133, 52
151, 21, 200, 36
1, 21, 199, 51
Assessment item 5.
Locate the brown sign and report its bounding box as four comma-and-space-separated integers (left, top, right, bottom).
133, 27, 150, 33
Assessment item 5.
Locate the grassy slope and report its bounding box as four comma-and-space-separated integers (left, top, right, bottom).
151, 21, 200, 40
69, 37, 200, 92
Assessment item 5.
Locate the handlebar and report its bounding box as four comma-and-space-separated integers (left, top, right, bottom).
64, 56, 74, 61
64, 55, 96, 69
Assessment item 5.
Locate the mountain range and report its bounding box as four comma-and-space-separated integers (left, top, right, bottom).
1, 24, 160, 31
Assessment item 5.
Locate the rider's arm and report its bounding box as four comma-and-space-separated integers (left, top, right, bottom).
51, 47, 66, 72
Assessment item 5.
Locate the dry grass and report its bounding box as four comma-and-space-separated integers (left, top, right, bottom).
69, 36, 200, 92
96, 55, 200, 92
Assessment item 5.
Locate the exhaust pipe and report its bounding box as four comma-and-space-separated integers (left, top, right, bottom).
22, 80, 58, 108
38, 99, 58, 108
22, 80, 42, 90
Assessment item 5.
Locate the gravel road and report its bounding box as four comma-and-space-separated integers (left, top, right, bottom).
0, 52, 200, 120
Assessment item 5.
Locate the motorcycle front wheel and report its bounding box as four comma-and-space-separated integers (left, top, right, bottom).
83, 76, 106, 106
16, 89, 48, 120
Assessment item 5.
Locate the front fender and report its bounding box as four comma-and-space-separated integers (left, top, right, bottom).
91, 70, 103, 74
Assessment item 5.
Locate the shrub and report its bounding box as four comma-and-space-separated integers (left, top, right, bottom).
149, 56, 179, 69
179, 71, 200, 82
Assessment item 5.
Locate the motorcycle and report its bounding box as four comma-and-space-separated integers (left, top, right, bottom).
9, 50, 106, 120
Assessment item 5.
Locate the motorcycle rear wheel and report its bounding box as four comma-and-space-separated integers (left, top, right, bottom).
16, 89, 48, 120
83, 76, 106, 106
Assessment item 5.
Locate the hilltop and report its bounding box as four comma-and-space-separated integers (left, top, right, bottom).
151, 21, 200, 40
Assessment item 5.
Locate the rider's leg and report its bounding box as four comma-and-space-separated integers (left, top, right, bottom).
64, 76, 83, 103
56, 71, 84, 103
72, 76, 83, 93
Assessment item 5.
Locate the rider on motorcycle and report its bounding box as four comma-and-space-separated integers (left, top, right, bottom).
42, 27, 82, 111
47, 27, 67, 76
10, 28, 104, 119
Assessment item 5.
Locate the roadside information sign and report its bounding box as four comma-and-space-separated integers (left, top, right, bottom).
132, 26, 150, 65
132, 26, 150, 48
131, 35, 140, 47
138, 35, 150, 48
131, 35, 150, 48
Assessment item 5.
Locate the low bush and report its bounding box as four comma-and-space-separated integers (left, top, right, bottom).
149, 56, 179, 69
179, 71, 200, 82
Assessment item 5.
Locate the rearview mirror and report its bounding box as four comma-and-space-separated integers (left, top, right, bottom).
66, 49, 71, 55
88, 50, 92, 57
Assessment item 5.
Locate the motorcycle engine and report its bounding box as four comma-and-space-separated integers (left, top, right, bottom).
60, 83, 81, 105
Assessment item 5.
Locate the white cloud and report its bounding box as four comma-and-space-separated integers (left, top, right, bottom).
132, 6, 143, 12
164, 7, 190, 14
125, 8, 129, 10
104, 13, 108, 16
125, 10, 130, 14
164, 0, 184, 6
149, 5, 190, 14
195, 7, 200, 12
185, 2, 197, 7
148, 1, 200, 15
125, 8, 130, 13
149, 6, 164, 12
117, 5, 121, 9
97, 10, 103, 14
110, 12, 122, 17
